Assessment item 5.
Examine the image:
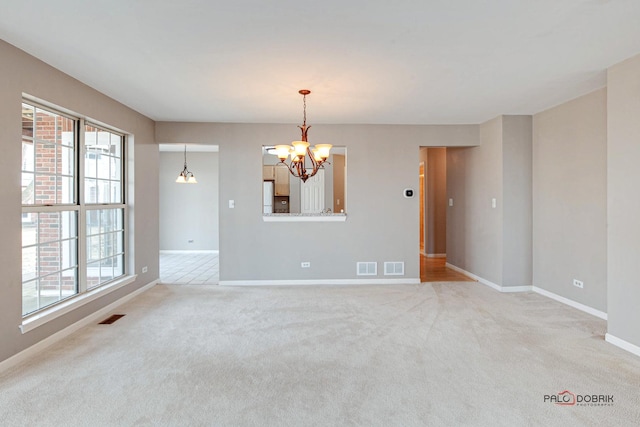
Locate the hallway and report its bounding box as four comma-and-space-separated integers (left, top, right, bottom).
420, 256, 475, 283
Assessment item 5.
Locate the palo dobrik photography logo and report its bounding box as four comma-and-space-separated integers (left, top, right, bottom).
544, 390, 614, 407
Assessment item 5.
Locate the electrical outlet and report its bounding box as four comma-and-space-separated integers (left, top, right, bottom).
301, 262, 311, 268
142, 266, 148, 274
573, 279, 584, 289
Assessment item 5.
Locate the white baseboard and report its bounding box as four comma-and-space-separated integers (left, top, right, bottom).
532, 286, 607, 320
159, 250, 219, 254
445, 263, 531, 293
0, 280, 158, 375
605, 333, 640, 357
426, 253, 446, 258
219, 278, 421, 286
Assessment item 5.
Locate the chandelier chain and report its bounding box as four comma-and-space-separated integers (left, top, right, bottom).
302, 93, 307, 126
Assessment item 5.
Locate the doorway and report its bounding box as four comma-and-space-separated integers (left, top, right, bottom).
419, 147, 472, 282
158, 144, 220, 284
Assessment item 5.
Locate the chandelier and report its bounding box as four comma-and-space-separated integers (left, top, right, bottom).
175, 144, 197, 184
273, 90, 332, 182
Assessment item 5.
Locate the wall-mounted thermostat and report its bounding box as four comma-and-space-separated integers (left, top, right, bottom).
403, 188, 414, 198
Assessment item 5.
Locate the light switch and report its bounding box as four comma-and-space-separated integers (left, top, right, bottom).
491, 198, 497, 209
449, 198, 454, 207
229, 200, 235, 208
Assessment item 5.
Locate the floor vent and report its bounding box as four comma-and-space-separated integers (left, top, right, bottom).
357, 262, 377, 276
384, 262, 405, 276
99, 314, 126, 324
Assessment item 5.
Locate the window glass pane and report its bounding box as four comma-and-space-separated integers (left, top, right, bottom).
61, 239, 77, 270
22, 280, 38, 316
87, 236, 100, 263
38, 241, 61, 275
60, 268, 77, 298
22, 215, 37, 246
38, 212, 61, 244
34, 175, 56, 204
61, 146, 74, 176
110, 157, 121, 180
21, 172, 34, 204
84, 149, 98, 179
35, 140, 57, 174
114, 254, 124, 277
97, 155, 110, 180
60, 176, 74, 204
97, 180, 110, 203
39, 272, 62, 308
110, 181, 122, 204
86, 261, 101, 289
116, 209, 124, 231
22, 139, 34, 172
22, 104, 34, 138
85, 179, 97, 203
58, 116, 75, 148
35, 107, 59, 144
110, 133, 122, 157
61, 211, 76, 240
22, 246, 37, 282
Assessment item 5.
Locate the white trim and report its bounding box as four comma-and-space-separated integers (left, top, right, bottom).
219, 278, 420, 286
426, 253, 446, 258
532, 286, 607, 320
500, 286, 533, 293
605, 333, 640, 357
2, 280, 158, 374
445, 263, 532, 293
262, 214, 347, 222
159, 250, 219, 254
21, 275, 137, 333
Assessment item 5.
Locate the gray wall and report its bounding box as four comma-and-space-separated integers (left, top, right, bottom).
607, 54, 640, 347
447, 116, 532, 289
502, 116, 532, 287
532, 89, 607, 311
156, 123, 479, 282
159, 151, 219, 251
0, 40, 158, 363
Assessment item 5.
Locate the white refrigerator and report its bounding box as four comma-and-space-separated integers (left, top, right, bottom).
263, 181, 274, 213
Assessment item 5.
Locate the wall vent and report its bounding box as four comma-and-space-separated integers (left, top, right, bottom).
99, 314, 125, 324
356, 262, 377, 276
384, 262, 405, 276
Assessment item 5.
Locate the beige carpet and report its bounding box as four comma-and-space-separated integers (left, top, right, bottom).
1, 282, 639, 426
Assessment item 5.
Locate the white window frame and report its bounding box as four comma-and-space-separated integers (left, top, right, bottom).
20, 98, 134, 333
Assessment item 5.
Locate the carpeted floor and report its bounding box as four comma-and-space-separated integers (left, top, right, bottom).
1, 282, 639, 426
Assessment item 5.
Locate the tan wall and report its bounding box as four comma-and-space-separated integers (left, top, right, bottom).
607, 54, 640, 347
532, 89, 607, 311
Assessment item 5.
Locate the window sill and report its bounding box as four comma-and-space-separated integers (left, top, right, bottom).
262, 213, 347, 222
20, 275, 137, 334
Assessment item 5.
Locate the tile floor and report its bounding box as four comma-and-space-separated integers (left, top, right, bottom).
159, 251, 219, 285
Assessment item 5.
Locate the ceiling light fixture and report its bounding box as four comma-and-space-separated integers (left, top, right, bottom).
273, 90, 332, 182
176, 144, 197, 184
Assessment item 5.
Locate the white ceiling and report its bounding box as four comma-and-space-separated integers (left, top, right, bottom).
1, 0, 639, 124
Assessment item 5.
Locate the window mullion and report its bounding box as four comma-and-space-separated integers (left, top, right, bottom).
78, 119, 87, 293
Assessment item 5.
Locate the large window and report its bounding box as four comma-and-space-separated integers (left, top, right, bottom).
21, 101, 127, 317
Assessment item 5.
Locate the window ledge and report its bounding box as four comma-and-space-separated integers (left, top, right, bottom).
262, 213, 347, 222
20, 275, 137, 334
